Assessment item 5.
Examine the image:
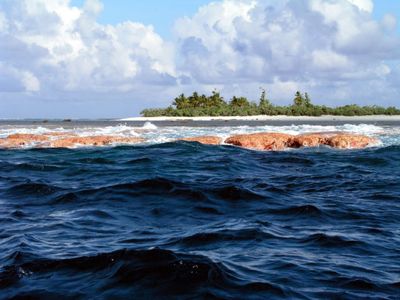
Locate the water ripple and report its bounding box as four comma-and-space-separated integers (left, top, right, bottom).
0, 141, 399, 298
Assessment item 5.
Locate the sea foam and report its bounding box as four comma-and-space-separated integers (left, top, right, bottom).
0, 123, 398, 148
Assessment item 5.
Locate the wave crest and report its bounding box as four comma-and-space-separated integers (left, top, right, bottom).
0, 248, 285, 298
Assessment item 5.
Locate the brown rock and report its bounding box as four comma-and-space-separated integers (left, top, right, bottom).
0, 139, 10, 148
180, 136, 222, 145
7, 133, 49, 142
0, 134, 145, 149
0, 134, 49, 148
225, 132, 293, 151
50, 136, 144, 148
327, 134, 378, 149
0, 138, 19, 148
290, 133, 332, 148
113, 137, 145, 145
43, 132, 77, 137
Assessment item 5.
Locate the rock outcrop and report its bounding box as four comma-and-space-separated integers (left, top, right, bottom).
50, 136, 145, 148
327, 134, 378, 149
180, 136, 222, 145
0, 134, 144, 148
0, 134, 49, 148
225, 133, 293, 151
43, 132, 77, 137
7, 133, 49, 142
224, 132, 378, 151
0, 131, 378, 150
0, 138, 27, 148
290, 133, 332, 148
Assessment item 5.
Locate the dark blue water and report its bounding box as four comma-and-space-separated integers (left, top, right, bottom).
0, 142, 399, 299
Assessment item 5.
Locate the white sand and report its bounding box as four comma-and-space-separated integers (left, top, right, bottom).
119, 115, 400, 122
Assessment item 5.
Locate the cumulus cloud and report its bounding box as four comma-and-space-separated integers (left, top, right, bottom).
346, 0, 373, 12
0, 0, 399, 117
174, 0, 400, 104
0, 0, 176, 95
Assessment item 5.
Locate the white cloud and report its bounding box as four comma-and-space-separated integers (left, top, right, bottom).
346, 0, 373, 13
174, 0, 400, 104
0, 0, 176, 95
312, 50, 351, 71
83, 0, 103, 16
21, 70, 41, 92
0, 63, 40, 92
382, 14, 397, 31
0, 0, 399, 117
0, 11, 7, 31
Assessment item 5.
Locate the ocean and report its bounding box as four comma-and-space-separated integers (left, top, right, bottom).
0, 120, 399, 299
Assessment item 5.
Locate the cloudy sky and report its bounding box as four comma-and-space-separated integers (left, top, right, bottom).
0, 0, 399, 118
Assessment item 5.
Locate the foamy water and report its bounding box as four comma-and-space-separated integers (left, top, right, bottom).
0, 122, 399, 148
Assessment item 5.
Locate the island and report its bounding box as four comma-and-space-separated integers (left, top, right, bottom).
140, 90, 400, 117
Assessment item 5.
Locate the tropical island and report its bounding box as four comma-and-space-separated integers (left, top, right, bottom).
141, 90, 400, 117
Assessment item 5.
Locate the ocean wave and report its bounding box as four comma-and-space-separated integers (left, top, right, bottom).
0, 124, 399, 299
142, 121, 158, 130
6, 182, 63, 198
50, 178, 209, 205
0, 162, 63, 172
209, 185, 265, 201
0, 248, 285, 299
269, 204, 323, 217
167, 228, 279, 247
299, 233, 367, 248
49, 178, 278, 205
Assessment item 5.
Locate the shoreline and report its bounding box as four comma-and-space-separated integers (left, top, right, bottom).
119, 115, 400, 122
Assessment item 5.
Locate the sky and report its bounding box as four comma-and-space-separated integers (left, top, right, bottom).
0, 0, 400, 118
71, 0, 213, 38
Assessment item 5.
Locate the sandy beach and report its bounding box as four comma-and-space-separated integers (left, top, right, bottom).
119, 115, 400, 122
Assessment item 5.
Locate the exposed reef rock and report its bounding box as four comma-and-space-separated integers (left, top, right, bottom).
0, 134, 144, 148
225, 132, 378, 151
225, 133, 292, 151
43, 132, 77, 137
7, 134, 49, 142
180, 136, 222, 145
49, 136, 145, 148
0, 131, 378, 150
327, 134, 378, 149
0, 134, 49, 148
0, 138, 28, 148
290, 133, 333, 148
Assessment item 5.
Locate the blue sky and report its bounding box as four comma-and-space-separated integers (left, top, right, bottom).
71, 0, 400, 38
71, 0, 213, 38
0, 0, 400, 118
373, 1, 400, 23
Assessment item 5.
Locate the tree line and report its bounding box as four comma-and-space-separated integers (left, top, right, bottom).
141, 90, 400, 117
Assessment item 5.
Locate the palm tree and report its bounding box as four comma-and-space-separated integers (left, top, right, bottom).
230, 96, 250, 108
293, 91, 304, 106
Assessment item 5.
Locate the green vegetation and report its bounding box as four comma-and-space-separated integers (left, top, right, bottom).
141, 90, 400, 117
